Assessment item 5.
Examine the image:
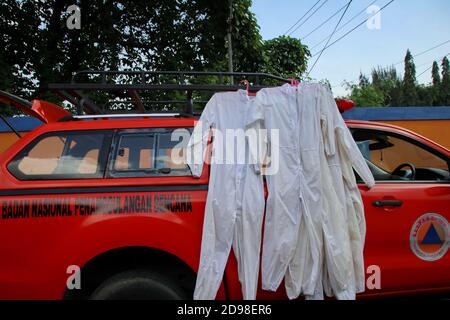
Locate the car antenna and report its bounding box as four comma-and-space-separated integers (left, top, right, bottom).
0, 114, 22, 138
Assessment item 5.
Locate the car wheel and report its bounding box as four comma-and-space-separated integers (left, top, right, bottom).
90, 269, 187, 300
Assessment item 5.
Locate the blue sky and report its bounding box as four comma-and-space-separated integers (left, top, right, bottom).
251, 0, 450, 96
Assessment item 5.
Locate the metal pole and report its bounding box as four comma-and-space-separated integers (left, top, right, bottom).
227, 0, 234, 83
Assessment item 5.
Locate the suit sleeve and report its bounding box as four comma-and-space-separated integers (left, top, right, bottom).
246, 92, 266, 174
319, 87, 336, 157
186, 94, 217, 177
324, 87, 375, 188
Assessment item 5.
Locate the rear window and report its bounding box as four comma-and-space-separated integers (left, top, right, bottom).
8, 130, 113, 180
108, 128, 192, 178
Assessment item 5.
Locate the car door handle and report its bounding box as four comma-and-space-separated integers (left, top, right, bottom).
372, 200, 403, 207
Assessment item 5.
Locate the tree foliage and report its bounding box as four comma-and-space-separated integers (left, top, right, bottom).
441, 56, 450, 105
262, 36, 310, 79
402, 49, 418, 106
345, 50, 449, 107
344, 78, 384, 107
371, 66, 402, 106
432, 61, 441, 86
1, 0, 311, 114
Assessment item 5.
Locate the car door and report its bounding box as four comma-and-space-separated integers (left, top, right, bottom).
0, 129, 114, 298
351, 127, 450, 295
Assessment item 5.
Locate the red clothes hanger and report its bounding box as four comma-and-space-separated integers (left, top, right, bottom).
239, 79, 256, 96
288, 78, 299, 87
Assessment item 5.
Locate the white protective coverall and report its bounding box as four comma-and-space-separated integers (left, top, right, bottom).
187, 90, 265, 300
283, 83, 349, 300
246, 83, 323, 294
284, 84, 374, 300
319, 86, 375, 297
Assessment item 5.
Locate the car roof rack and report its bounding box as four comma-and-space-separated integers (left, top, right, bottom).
48, 70, 354, 119
48, 70, 291, 116
70, 113, 186, 120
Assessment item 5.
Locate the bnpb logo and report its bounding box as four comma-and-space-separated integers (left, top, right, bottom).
410, 213, 449, 262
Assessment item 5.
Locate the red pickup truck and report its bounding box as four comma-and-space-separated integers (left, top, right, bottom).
0, 91, 449, 300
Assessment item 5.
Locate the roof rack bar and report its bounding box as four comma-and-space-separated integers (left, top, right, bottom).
128, 89, 145, 112
0, 90, 32, 108
70, 90, 103, 114
54, 90, 84, 115
186, 90, 193, 115
104, 100, 209, 105
49, 83, 280, 91
72, 113, 181, 120
71, 70, 290, 84
49, 70, 294, 116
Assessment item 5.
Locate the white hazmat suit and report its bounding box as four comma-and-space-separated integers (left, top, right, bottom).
246, 83, 323, 294
319, 86, 375, 297
286, 84, 375, 300
187, 90, 265, 300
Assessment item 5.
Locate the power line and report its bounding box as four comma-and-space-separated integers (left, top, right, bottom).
417, 53, 450, 78
284, 0, 322, 35
417, 65, 434, 79
300, 0, 351, 41
309, 0, 378, 51
288, 0, 330, 36
393, 39, 450, 66
307, 0, 353, 76
310, 0, 395, 57
344, 52, 450, 87
416, 52, 450, 69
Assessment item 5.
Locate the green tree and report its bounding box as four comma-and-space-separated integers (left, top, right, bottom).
441, 56, 450, 105
358, 72, 370, 87
262, 36, 310, 79
343, 51, 447, 107
416, 85, 434, 106
0, 0, 267, 111
0, 0, 44, 114
389, 79, 404, 106
432, 61, 441, 86
347, 67, 403, 107
402, 49, 418, 106
431, 61, 441, 105
371, 66, 401, 106
344, 80, 384, 107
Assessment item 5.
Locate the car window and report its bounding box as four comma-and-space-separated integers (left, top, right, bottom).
8, 130, 113, 180
114, 134, 155, 171
352, 128, 449, 182
108, 128, 191, 177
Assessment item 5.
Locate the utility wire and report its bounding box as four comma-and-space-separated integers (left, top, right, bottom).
307, 0, 353, 76
417, 65, 434, 79
417, 53, 450, 78
288, 0, 330, 36
284, 0, 322, 35
393, 39, 450, 66
417, 67, 432, 78
300, 0, 351, 41
310, 0, 395, 57
309, 0, 378, 51
342, 52, 449, 86
415, 52, 450, 69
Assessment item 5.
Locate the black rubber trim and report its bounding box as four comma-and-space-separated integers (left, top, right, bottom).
0, 184, 208, 196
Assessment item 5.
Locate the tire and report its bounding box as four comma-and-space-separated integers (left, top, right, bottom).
90, 269, 188, 300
